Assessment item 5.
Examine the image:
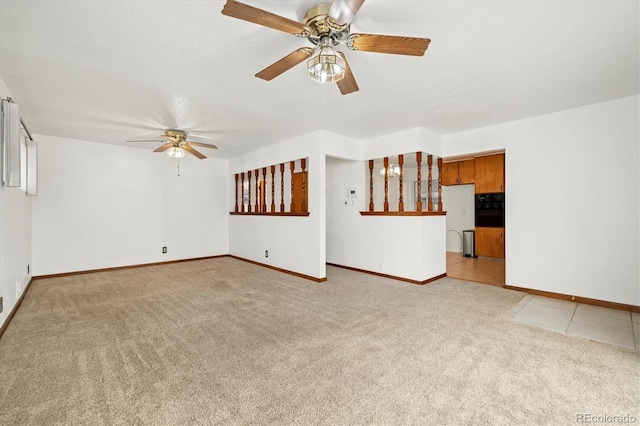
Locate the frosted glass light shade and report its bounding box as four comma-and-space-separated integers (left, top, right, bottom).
166, 146, 185, 158
308, 45, 346, 83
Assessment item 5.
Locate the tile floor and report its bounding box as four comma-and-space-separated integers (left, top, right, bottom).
509, 295, 639, 351
445, 251, 637, 351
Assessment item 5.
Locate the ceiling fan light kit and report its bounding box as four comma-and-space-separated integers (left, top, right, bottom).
307, 37, 346, 83
380, 164, 401, 178
166, 146, 186, 158
127, 129, 218, 160
221, 0, 431, 95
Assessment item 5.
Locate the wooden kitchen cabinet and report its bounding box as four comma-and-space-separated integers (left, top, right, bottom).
475, 154, 504, 193
458, 160, 475, 184
442, 162, 459, 185
475, 227, 505, 258
442, 159, 475, 185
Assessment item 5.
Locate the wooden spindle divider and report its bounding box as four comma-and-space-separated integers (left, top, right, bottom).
231, 159, 309, 216
368, 160, 374, 212
383, 157, 390, 212
437, 158, 443, 212
261, 167, 267, 212
280, 163, 285, 212
427, 155, 433, 212
233, 155, 446, 217
301, 158, 307, 213
270, 165, 276, 213
254, 169, 259, 212
398, 155, 404, 212
247, 170, 252, 212
354, 153, 445, 217
416, 152, 422, 211
290, 161, 295, 212
240, 172, 245, 212
234, 173, 239, 213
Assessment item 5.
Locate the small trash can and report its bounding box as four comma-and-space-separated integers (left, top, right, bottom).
462, 229, 477, 258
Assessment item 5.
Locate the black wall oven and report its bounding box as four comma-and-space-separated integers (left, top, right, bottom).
475, 193, 505, 227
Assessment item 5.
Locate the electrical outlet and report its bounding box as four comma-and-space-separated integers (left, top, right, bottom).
162, 247, 167, 254
265, 250, 268, 258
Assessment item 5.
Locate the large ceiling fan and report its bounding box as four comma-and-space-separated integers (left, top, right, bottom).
221, 0, 431, 95
127, 129, 218, 159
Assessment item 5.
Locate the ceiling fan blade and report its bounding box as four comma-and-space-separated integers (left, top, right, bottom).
182, 145, 207, 159
187, 141, 218, 150
349, 34, 431, 56
327, 0, 365, 26
256, 48, 314, 81
153, 143, 173, 153
336, 53, 359, 95
222, 0, 308, 36
127, 139, 166, 143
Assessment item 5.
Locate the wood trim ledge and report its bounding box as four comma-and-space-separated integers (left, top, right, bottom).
230, 256, 326, 282
33, 255, 230, 280
359, 211, 446, 216
0, 277, 34, 339
327, 263, 446, 285
229, 212, 310, 216
504, 284, 640, 313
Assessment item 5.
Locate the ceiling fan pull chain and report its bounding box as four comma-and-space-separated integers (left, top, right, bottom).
177, 159, 180, 177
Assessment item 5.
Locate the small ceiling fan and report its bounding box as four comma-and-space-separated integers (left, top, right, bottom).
127, 129, 218, 159
221, 0, 431, 95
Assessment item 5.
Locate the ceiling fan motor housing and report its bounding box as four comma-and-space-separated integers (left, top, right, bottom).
304, 3, 350, 45
164, 129, 187, 141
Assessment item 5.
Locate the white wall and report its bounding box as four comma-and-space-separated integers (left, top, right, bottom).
324, 130, 446, 282
321, 127, 443, 162
442, 184, 475, 252
0, 75, 32, 329
326, 157, 446, 282
365, 128, 442, 160
420, 215, 447, 279
326, 158, 367, 265
32, 135, 229, 275
229, 131, 326, 279
443, 95, 640, 305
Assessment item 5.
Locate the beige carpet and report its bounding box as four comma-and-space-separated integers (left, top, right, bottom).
0, 257, 638, 425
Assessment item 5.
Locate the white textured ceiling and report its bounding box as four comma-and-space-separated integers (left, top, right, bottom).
1, 0, 638, 158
